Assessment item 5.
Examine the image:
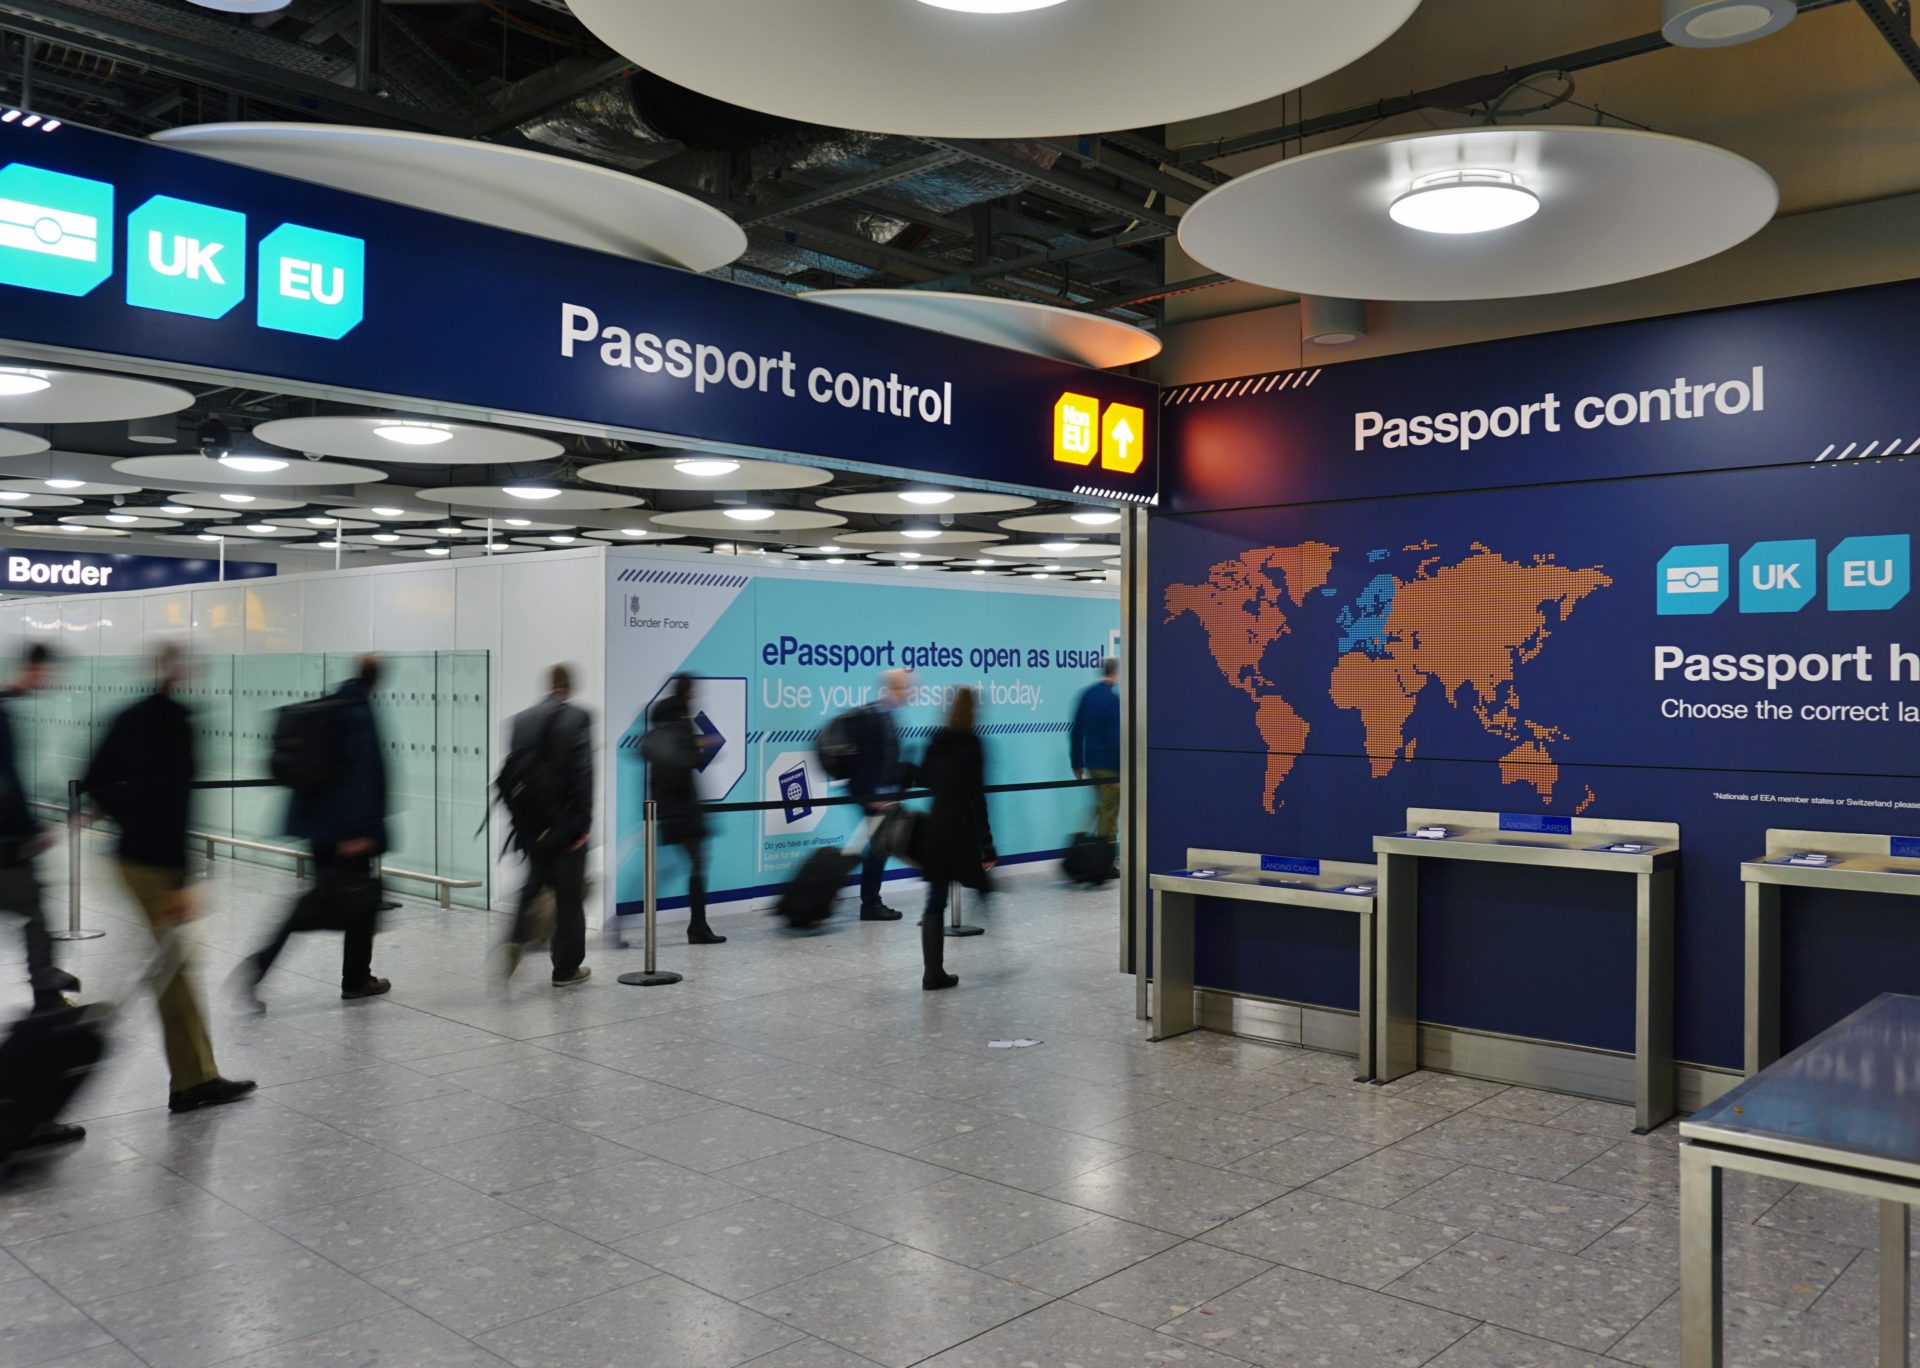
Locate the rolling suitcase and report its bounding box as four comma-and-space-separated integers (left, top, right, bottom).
1063, 832, 1117, 885
775, 849, 859, 929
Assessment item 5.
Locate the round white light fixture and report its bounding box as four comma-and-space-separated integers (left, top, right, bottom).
1071, 512, 1122, 526
160, 505, 194, 516
1039, 541, 1078, 553
0, 369, 52, 397
217, 453, 290, 474
306, 516, 335, 526
827, 558, 847, 565
675, 459, 741, 478
0, 492, 28, 503
620, 528, 650, 537
373, 423, 454, 447
971, 569, 987, 576
1389, 169, 1539, 235
188, 0, 290, 13
219, 493, 256, 504
369, 507, 407, 517
197, 533, 222, 542
549, 535, 577, 544
425, 547, 451, 557
565, 0, 1420, 141
1178, 126, 1778, 302
1662, 0, 1795, 46
900, 528, 943, 540
372, 533, 401, 543
104, 514, 138, 525
43, 478, 84, 490
900, 551, 923, 561
725, 508, 776, 523
503, 486, 563, 501
899, 491, 957, 506
245, 523, 278, 534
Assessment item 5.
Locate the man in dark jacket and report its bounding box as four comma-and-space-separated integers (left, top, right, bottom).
243, 654, 391, 1003
500, 664, 594, 985
84, 642, 254, 1114
647, 673, 723, 945
1070, 657, 1122, 845
848, 669, 912, 921
0, 643, 79, 1012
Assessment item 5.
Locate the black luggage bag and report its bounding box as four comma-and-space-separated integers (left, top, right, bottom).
0, 1003, 106, 1163
1063, 832, 1117, 885
775, 849, 860, 928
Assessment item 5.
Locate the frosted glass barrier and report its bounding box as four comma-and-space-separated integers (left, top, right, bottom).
19, 651, 489, 908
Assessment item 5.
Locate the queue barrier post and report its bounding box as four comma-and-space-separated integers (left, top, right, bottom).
620, 799, 683, 988
945, 882, 984, 938
52, 778, 104, 941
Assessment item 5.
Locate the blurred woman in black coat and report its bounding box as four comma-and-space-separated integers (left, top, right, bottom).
646, 674, 725, 945
913, 688, 995, 990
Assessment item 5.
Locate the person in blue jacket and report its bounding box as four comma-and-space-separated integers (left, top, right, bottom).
243, 655, 391, 1004
1069, 657, 1122, 849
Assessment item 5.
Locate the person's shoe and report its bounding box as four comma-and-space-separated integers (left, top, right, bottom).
687, 925, 728, 945
860, 902, 904, 922
169, 1077, 257, 1114
228, 962, 268, 1014
552, 966, 592, 987
23, 1119, 85, 1148
341, 977, 391, 1000
41, 968, 81, 995
922, 971, 959, 991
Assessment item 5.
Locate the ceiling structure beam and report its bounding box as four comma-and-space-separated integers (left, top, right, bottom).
1856, 0, 1920, 83
909, 224, 1169, 292
465, 51, 631, 135
921, 137, 1181, 231
737, 150, 966, 228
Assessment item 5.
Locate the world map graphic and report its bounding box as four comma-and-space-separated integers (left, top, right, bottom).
1165, 541, 1612, 813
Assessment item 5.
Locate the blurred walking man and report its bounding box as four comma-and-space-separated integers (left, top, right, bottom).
0, 643, 79, 1012
498, 664, 594, 986
850, 669, 912, 921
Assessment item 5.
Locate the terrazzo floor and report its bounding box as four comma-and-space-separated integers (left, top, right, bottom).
0, 839, 1902, 1367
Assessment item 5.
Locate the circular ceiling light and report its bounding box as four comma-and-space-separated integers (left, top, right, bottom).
1072, 512, 1122, 526
372, 533, 401, 543
900, 551, 923, 561
620, 527, 650, 537
1389, 169, 1539, 235
0, 492, 28, 503
900, 528, 943, 540
306, 516, 335, 526
160, 504, 194, 515
676, 459, 741, 478
218, 453, 290, 474
549, 534, 577, 544
105, 514, 138, 525
565, 0, 1420, 140
425, 547, 451, 557
188, 0, 290, 12
219, 493, 256, 504
503, 486, 563, 501
725, 508, 776, 523
899, 491, 956, 506
0, 369, 51, 396
197, 533, 222, 542
1178, 126, 1778, 302
44, 479, 83, 490
370, 507, 406, 517
373, 423, 453, 447
1662, 0, 1795, 46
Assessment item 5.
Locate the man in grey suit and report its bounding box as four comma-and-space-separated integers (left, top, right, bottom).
499, 664, 595, 987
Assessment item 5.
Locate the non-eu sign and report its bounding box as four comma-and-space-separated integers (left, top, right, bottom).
0, 121, 1157, 500
1, 547, 273, 594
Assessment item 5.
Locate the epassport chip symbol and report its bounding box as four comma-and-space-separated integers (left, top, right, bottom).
0, 162, 112, 296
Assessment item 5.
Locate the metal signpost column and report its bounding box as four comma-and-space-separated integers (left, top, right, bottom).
619, 799, 682, 987
51, 779, 103, 941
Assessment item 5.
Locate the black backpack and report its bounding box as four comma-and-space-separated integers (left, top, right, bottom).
816, 708, 861, 781
269, 696, 348, 796
496, 708, 565, 855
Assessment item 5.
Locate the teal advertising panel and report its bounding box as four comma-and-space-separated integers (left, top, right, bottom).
604, 556, 1120, 918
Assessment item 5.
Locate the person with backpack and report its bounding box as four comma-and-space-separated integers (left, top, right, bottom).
845, 669, 913, 921
498, 664, 595, 986
0, 643, 80, 1013
83, 642, 254, 1114
644, 674, 724, 945
240, 654, 392, 1005
913, 688, 995, 992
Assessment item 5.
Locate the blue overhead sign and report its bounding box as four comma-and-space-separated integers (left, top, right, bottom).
1, 547, 273, 594
0, 121, 1157, 500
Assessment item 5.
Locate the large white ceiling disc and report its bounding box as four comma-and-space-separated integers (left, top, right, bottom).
60, 514, 184, 531
832, 529, 1006, 547
155, 124, 748, 272
10, 522, 127, 537
0, 367, 194, 423
266, 516, 377, 532
323, 504, 448, 523
869, 551, 956, 564
805, 291, 1160, 368
0, 429, 48, 459
1000, 510, 1126, 534
566, 1, 1421, 139
459, 516, 574, 533
113, 454, 386, 487
171, 490, 307, 512
980, 540, 1115, 559
252, 416, 564, 467
221, 523, 314, 539
0, 491, 80, 509
582, 528, 683, 544
1178, 126, 1778, 302
416, 485, 642, 512
0, 476, 138, 497
650, 508, 847, 533
580, 456, 832, 492
815, 490, 1033, 516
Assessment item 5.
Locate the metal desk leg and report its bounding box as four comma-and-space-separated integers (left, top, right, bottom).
1635, 868, 1677, 1133
1679, 1144, 1725, 1368
1148, 888, 1197, 1041
1374, 852, 1418, 1083
1355, 906, 1375, 1082
1882, 1200, 1911, 1368
1744, 881, 1781, 1076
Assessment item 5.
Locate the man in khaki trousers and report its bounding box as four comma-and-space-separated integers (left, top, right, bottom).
84, 643, 254, 1115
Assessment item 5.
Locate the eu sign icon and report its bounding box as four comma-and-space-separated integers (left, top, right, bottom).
1656, 544, 1729, 616
126, 195, 246, 319
0, 162, 112, 297
1738, 539, 1816, 614
257, 223, 364, 339
1827, 534, 1910, 612
1053, 393, 1099, 467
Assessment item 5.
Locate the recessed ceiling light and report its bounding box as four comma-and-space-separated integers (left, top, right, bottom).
914, 0, 1070, 10
899, 491, 956, 506
245, 523, 278, 534
505, 518, 531, 527
827, 558, 847, 565
675, 458, 740, 478
105, 514, 138, 524
904, 564, 922, 570
1071, 511, 1122, 526
1389, 169, 1539, 235
974, 559, 996, 567
372, 533, 400, 543
59, 524, 86, 533
504, 486, 562, 501
971, 569, 987, 576
1042, 564, 1065, 571
900, 551, 923, 561
0, 369, 51, 397
725, 508, 776, 522
0, 492, 28, 503
197, 533, 221, 542
218, 454, 288, 474
219, 493, 255, 504
1662, 0, 1796, 46
1032, 573, 1051, 580
159, 505, 193, 516
620, 528, 649, 537
373, 422, 454, 446
314, 539, 342, 549
900, 528, 942, 540
370, 506, 406, 517
425, 547, 451, 557
306, 516, 334, 526
44, 479, 83, 490
1038, 542, 1077, 553
549, 535, 576, 544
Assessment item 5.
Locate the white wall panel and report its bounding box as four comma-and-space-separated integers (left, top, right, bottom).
143, 592, 192, 643
239, 579, 303, 654
58, 599, 99, 657
368, 567, 455, 653
95, 595, 144, 658
454, 563, 500, 653
301, 574, 372, 655
190, 585, 245, 655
